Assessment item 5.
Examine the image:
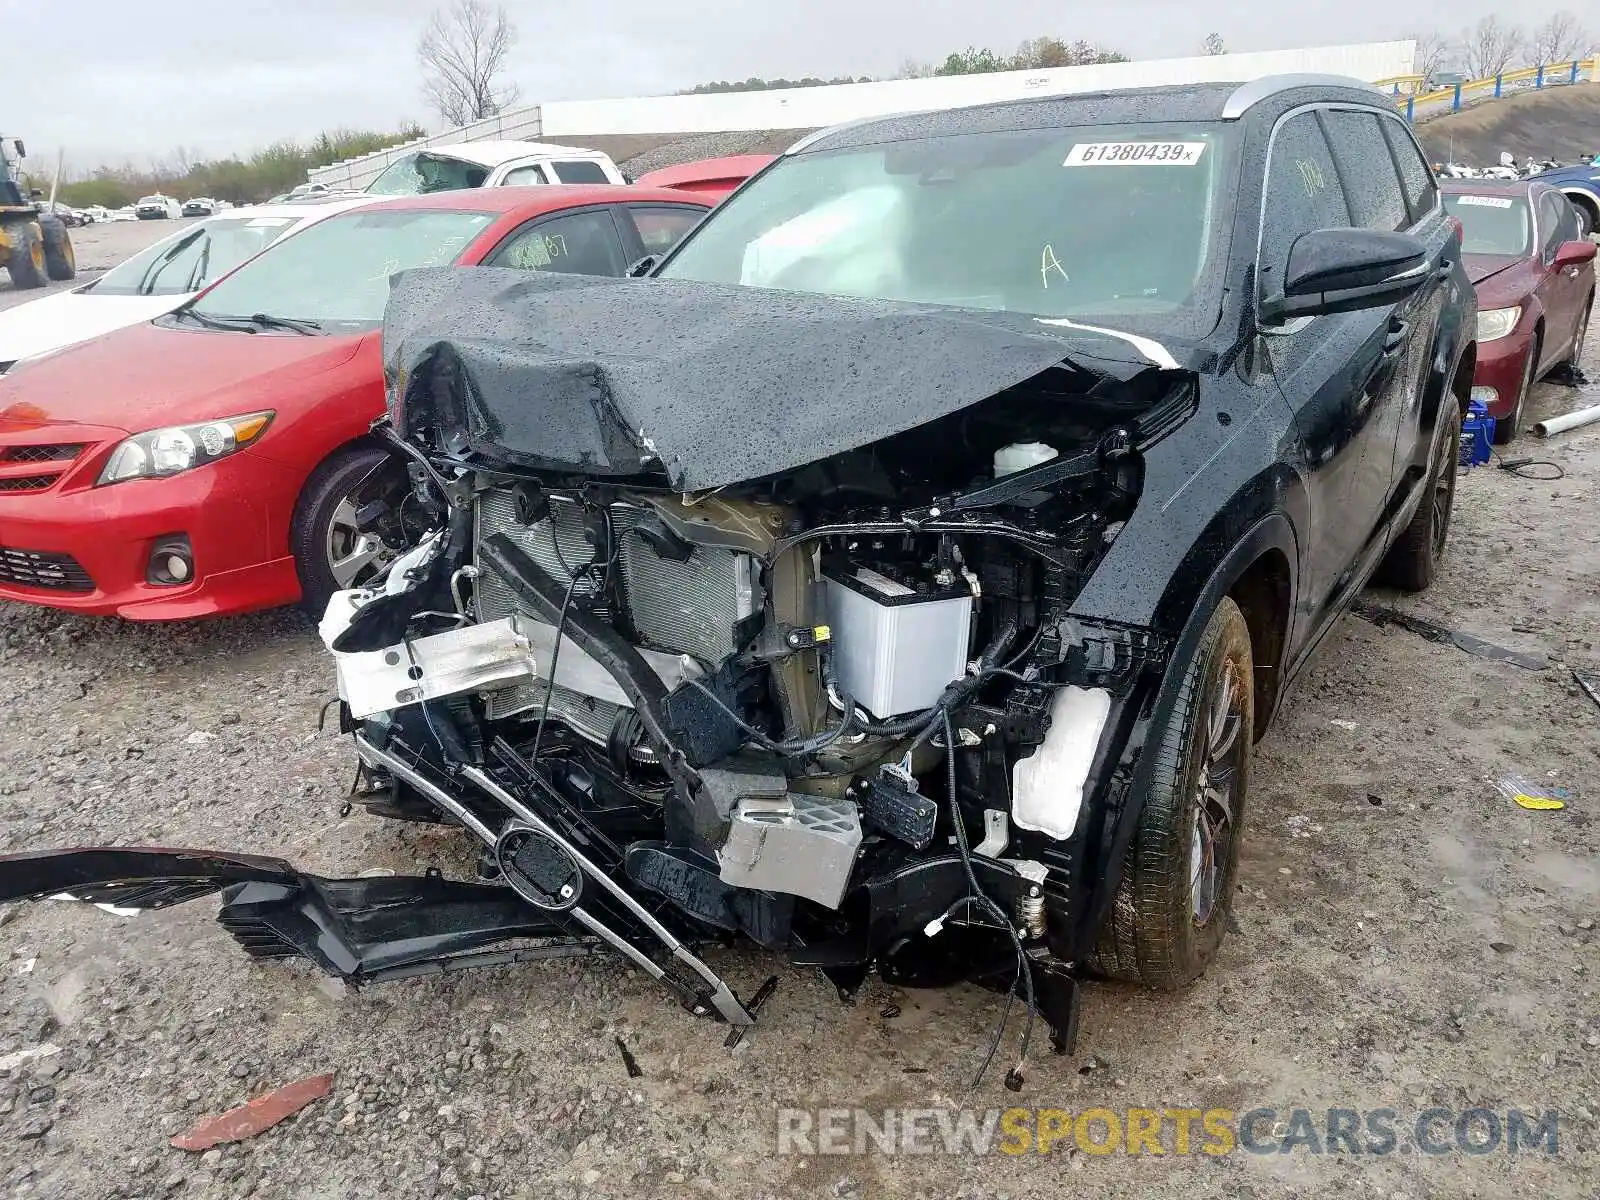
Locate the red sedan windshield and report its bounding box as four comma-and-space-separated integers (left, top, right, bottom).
190, 208, 495, 331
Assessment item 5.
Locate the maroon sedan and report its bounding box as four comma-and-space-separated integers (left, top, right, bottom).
1443, 181, 1596, 443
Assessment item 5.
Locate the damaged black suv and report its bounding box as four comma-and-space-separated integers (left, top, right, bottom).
4, 77, 1474, 1073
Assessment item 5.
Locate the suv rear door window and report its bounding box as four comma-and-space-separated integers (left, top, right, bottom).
1319, 110, 1410, 232
1261, 113, 1352, 295
1379, 117, 1439, 222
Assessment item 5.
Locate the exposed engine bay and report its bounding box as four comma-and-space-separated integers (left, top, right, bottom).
310, 274, 1194, 1070
3, 275, 1198, 1079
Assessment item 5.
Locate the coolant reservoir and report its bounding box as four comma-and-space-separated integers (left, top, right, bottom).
994, 441, 1058, 477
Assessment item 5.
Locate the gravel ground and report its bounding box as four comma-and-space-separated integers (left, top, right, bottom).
0, 220, 1597, 1198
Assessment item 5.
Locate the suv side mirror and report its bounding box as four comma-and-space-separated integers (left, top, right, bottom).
1261, 228, 1429, 323
1554, 240, 1597, 269
626, 254, 659, 278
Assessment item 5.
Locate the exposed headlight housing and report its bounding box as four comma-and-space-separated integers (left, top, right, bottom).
1476, 306, 1522, 342
97, 411, 273, 485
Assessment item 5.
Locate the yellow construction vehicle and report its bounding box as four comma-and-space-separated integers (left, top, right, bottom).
1, 136, 75, 290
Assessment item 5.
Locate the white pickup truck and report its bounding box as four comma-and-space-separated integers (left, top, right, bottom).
363, 141, 626, 195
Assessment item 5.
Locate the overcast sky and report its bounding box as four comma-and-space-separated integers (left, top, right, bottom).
8, 0, 1581, 171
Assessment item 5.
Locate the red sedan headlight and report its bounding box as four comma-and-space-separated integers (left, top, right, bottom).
97, 411, 274, 486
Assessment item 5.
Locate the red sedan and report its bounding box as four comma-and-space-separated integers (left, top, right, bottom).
1443, 180, 1596, 443
0, 186, 713, 619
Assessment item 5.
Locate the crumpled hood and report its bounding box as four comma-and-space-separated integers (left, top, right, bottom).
385, 269, 1181, 492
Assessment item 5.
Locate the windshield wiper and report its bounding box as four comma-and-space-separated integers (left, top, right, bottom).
247, 313, 322, 335
188, 239, 212, 293
171, 308, 255, 332
138, 229, 207, 296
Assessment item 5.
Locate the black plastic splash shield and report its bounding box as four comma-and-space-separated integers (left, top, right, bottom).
0, 847, 576, 981
384, 269, 1174, 492
1351, 601, 1548, 671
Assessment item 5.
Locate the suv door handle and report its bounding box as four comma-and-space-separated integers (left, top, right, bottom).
1383, 318, 1410, 355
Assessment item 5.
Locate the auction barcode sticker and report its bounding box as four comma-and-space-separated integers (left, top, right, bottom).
1453, 195, 1516, 208
1064, 141, 1207, 166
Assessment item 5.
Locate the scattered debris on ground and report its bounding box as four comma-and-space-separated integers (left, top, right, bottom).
171, 1074, 334, 1152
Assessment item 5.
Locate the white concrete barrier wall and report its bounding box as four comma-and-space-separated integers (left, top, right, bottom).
309, 40, 1414, 188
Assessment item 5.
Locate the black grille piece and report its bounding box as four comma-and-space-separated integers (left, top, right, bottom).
1, 444, 83, 463
0, 547, 94, 592
0, 475, 56, 492
56, 880, 220, 910
217, 912, 300, 959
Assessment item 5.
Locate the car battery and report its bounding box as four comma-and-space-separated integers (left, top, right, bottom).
824, 567, 972, 719
1460, 400, 1495, 467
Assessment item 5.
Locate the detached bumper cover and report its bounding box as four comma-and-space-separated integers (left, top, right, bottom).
0, 847, 576, 982
0, 847, 299, 908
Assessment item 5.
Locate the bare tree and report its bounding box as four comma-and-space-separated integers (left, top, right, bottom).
897, 57, 935, 79
1458, 15, 1524, 78
1410, 30, 1452, 83
1201, 32, 1227, 56
418, 0, 521, 127
1530, 11, 1589, 66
